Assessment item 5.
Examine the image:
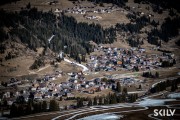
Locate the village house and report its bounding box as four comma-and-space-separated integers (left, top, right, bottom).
67, 93, 75, 98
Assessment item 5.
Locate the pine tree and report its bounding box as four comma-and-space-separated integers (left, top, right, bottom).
33, 102, 38, 113
116, 82, 121, 93
155, 72, 159, 78
99, 97, 103, 105
110, 94, 117, 104
174, 80, 178, 90
171, 83, 175, 92
18, 104, 24, 116
42, 101, 47, 112
37, 102, 42, 113
59, 96, 63, 101
122, 87, 128, 94
64, 105, 68, 110
116, 94, 122, 103
138, 84, 142, 89
10, 103, 18, 117
130, 94, 138, 102
149, 72, 152, 77
170, 80, 178, 92
88, 99, 92, 106
49, 99, 59, 111
93, 97, 98, 105
121, 93, 126, 102
173, 59, 176, 64
77, 98, 83, 108
129, 94, 133, 103
26, 103, 32, 115
104, 97, 109, 105
26, 2, 31, 9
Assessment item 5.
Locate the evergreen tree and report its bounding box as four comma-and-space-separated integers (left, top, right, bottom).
104, 97, 109, 105
88, 99, 92, 106
42, 101, 47, 112
121, 93, 126, 102
18, 104, 25, 116
173, 59, 176, 64
59, 96, 63, 101
33, 102, 38, 113
37, 102, 42, 113
171, 83, 175, 92
116, 95, 122, 103
116, 82, 121, 93
93, 97, 98, 105
122, 87, 128, 94
138, 84, 142, 89
171, 81, 178, 92
49, 99, 59, 111
10, 103, 18, 117
174, 79, 178, 90
129, 94, 138, 102
64, 105, 68, 110
26, 102, 32, 115
155, 72, 159, 78
77, 98, 83, 108
99, 97, 103, 105
26, 2, 31, 9
16, 96, 25, 104
111, 94, 117, 104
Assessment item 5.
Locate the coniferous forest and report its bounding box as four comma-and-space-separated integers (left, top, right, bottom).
0, 0, 20, 5
0, 7, 116, 60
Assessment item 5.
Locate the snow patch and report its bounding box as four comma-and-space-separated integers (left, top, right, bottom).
137, 98, 176, 107
48, 35, 55, 43
78, 113, 122, 120
128, 91, 146, 94
167, 93, 180, 99
64, 58, 89, 72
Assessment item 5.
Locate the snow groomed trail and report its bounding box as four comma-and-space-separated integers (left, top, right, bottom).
64, 58, 89, 72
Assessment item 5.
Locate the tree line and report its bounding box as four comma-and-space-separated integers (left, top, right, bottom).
77, 92, 138, 108
0, 0, 20, 5
9, 96, 59, 117
142, 71, 159, 78
149, 77, 180, 93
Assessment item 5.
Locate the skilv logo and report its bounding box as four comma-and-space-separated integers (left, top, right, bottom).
154, 109, 176, 116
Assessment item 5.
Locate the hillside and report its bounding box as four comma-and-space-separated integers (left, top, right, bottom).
0, 0, 179, 80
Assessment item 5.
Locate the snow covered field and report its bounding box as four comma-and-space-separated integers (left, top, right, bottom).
167, 93, 180, 99
137, 98, 176, 106
78, 113, 122, 120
